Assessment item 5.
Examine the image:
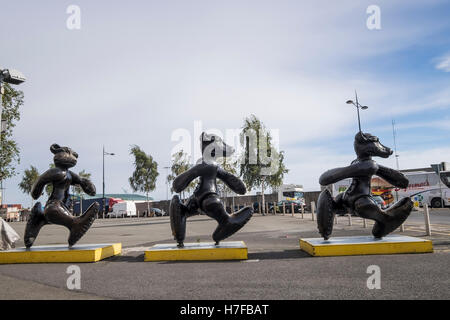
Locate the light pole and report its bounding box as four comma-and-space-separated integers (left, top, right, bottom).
392, 119, 401, 202
164, 166, 170, 201
102, 146, 115, 219
346, 91, 368, 132
0, 68, 26, 205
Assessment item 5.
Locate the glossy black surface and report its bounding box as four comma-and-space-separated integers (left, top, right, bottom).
317, 132, 413, 240
170, 133, 253, 247
24, 144, 99, 248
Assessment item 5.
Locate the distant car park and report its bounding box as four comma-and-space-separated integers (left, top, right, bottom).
372, 195, 388, 210
269, 200, 304, 213
150, 208, 166, 217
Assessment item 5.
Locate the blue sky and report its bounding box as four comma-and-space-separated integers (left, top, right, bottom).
1, 0, 449, 206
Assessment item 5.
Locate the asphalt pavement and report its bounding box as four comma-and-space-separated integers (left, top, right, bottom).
1, 209, 449, 300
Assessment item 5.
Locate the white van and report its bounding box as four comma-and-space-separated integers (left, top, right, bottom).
108, 201, 137, 217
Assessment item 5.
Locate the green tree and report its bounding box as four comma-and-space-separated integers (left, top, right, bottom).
45, 163, 55, 197
129, 145, 159, 216
72, 169, 91, 213
216, 156, 239, 209
167, 150, 195, 199
0, 83, 23, 186
239, 114, 288, 214
18, 165, 39, 207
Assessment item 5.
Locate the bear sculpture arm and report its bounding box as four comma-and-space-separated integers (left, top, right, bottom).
217, 167, 246, 195
31, 168, 64, 200
172, 164, 202, 193
376, 165, 409, 189
70, 171, 96, 196
319, 161, 378, 186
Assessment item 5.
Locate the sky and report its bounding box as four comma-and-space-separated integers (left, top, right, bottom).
1, 0, 449, 206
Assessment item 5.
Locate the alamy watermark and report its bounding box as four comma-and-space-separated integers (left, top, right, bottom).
366, 265, 381, 289
66, 265, 81, 290
171, 121, 281, 176
66, 5, 81, 30
366, 5, 381, 30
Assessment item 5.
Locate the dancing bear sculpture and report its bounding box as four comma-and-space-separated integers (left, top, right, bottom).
317, 132, 413, 240
170, 132, 253, 248
24, 144, 99, 248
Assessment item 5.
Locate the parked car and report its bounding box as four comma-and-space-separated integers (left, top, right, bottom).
372, 195, 388, 210
269, 200, 303, 213
149, 208, 167, 217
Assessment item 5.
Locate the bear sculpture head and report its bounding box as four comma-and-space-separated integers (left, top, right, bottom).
200, 132, 235, 163
50, 144, 78, 169
354, 132, 393, 159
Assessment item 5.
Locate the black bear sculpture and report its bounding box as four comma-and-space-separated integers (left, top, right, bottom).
24, 144, 99, 248
170, 132, 253, 248
317, 132, 412, 240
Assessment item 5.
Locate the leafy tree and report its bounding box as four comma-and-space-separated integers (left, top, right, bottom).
72, 170, 91, 196
45, 163, 55, 197
167, 149, 196, 199
18, 165, 39, 207
216, 156, 239, 207
0, 83, 23, 186
129, 145, 159, 216
72, 169, 91, 213
239, 114, 288, 213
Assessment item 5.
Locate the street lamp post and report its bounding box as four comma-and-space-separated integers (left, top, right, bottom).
102, 146, 115, 219
346, 91, 368, 132
164, 166, 170, 201
0, 67, 26, 206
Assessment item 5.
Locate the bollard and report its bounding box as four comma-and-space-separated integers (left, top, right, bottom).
291, 203, 295, 217
424, 204, 431, 236
301, 204, 304, 219
334, 214, 338, 224
311, 201, 315, 221
363, 218, 367, 228
400, 223, 404, 232
347, 214, 352, 226
282, 202, 286, 215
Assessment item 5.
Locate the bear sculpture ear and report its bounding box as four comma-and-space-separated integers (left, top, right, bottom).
355, 132, 369, 143
201, 132, 214, 143
50, 144, 62, 154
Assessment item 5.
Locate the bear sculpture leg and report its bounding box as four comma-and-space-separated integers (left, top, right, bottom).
68, 202, 98, 246
24, 202, 48, 248
170, 195, 188, 248
44, 201, 98, 247
316, 189, 341, 240
354, 196, 412, 239
201, 195, 253, 245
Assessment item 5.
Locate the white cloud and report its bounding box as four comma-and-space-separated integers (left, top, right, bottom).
435, 54, 450, 72
2, 0, 450, 205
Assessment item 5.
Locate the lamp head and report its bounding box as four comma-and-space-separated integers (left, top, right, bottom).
1, 69, 26, 85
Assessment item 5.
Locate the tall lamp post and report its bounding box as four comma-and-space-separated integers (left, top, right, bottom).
0, 68, 26, 205
164, 166, 170, 201
392, 119, 401, 202
346, 91, 368, 132
102, 146, 115, 219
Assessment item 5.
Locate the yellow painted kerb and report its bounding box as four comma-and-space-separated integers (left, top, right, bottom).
145, 242, 248, 261
300, 237, 433, 257
0, 243, 122, 264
